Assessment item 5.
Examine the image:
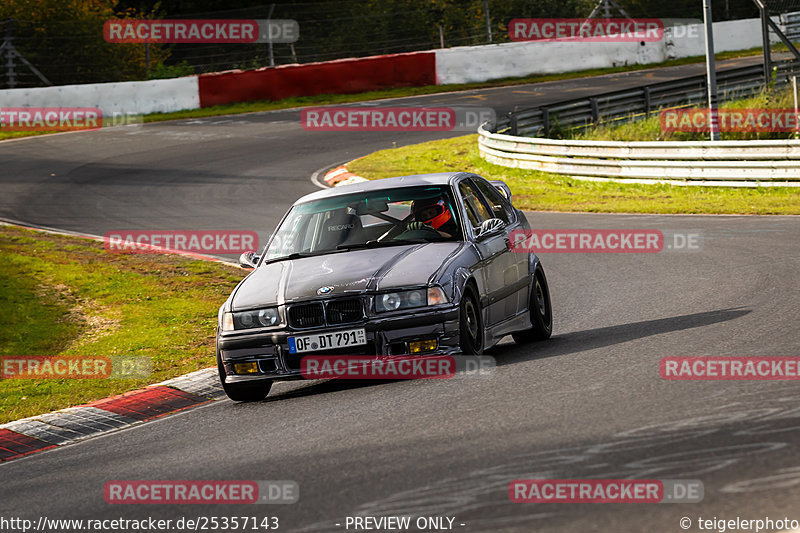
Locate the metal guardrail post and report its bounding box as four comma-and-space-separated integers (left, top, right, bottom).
509, 113, 518, 136
644, 87, 651, 117
542, 108, 550, 138
590, 98, 599, 125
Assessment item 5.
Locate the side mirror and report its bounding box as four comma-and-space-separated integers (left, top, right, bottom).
476, 218, 505, 239
239, 251, 259, 269
489, 180, 512, 201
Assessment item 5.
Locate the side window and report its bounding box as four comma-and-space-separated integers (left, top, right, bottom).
301, 212, 323, 251
461, 197, 480, 228
474, 179, 511, 224
458, 181, 492, 230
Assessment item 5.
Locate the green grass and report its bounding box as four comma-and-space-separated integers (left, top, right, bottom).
570, 84, 799, 142
0, 225, 244, 423
347, 134, 800, 214
0, 131, 54, 141
0, 256, 84, 356
0, 48, 767, 141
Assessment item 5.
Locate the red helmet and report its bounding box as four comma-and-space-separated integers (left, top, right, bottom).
411, 198, 452, 229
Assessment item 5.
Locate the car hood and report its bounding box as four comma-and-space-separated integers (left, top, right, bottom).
231, 242, 462, 309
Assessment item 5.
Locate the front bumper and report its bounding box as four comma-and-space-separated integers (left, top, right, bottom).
217, 305, 460, 384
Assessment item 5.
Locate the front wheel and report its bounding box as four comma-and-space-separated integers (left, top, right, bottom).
459, 287, 484, 355
217, 355, 272, 402
512, 266, 553, 344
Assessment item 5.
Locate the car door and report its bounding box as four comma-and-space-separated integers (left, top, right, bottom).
472, 177, 530, 317
457, 179, 518, 326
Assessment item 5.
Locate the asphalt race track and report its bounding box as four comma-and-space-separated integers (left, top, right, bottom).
0, 54, 767, 244
1, 57, 799, 532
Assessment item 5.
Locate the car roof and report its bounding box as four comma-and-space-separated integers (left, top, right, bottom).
296, 172, 472, 205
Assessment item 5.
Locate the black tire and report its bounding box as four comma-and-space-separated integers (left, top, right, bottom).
459, 286, 484, 355
512, 266, 553, 344
217, 355, 272, 402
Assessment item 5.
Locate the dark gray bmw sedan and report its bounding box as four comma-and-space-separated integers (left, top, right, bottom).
216, 172, 552, 401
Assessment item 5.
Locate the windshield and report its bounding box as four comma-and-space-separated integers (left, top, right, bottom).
264, 186, 462, 262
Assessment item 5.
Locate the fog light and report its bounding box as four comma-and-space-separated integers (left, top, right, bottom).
409, 339, 437, 354
234, 362, 259, 374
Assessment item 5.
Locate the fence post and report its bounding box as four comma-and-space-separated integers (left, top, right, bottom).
5, 19, 15, 88
483, 0, 492, 43
760, 5, 771, 89
267, 3, 276, 67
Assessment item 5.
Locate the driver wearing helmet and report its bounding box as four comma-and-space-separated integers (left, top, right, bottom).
407, 197, 458, 238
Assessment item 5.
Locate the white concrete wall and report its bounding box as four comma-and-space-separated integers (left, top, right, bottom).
435, 40, 666, 84
436, 17, 777, 85
0, 76, 200, 115
665, 18, 776, 59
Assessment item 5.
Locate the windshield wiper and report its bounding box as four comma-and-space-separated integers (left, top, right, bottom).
263, 250, 346, 264
337, 239, 428, 251
262, 252, 307, 264
265, 241, 429, 262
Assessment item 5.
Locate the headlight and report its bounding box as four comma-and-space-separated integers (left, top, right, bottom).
258, 308, 279, 326
222, 307, 281, 331
375, 287, 448, 313
379, 292, 403, 311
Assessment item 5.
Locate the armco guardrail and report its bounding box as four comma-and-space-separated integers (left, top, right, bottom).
495, 63, 798, 137
478, 125, 800, 185
781, 10, 800, 41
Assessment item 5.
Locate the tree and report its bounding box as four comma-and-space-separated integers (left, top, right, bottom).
0, 0, 169, 86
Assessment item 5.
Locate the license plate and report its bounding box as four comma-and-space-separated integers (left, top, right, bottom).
288, 328, 367, 354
